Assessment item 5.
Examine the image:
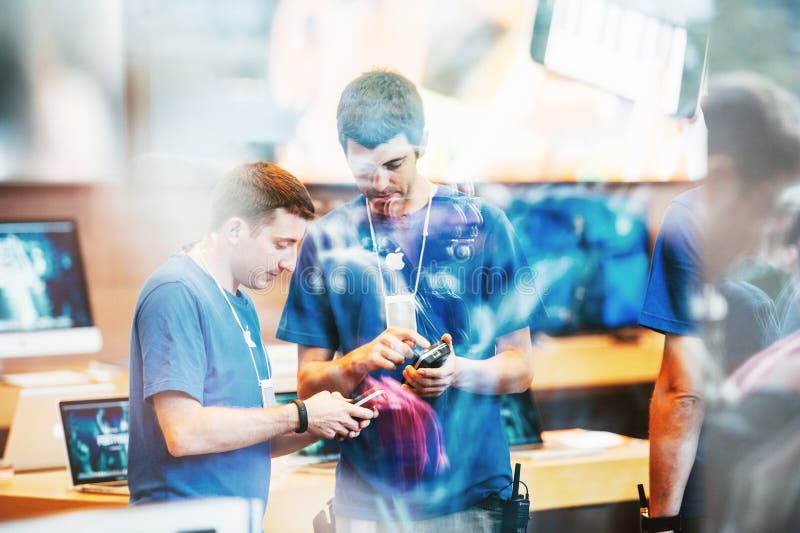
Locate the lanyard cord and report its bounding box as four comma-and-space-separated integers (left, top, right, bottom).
365, 185, 434, 297
197, 253, 272, 381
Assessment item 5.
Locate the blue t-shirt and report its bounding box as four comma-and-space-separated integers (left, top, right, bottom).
277, 187, 535, 520
128, 254, 272, 515
639, 188, 704, 336
639, 187, 778, 519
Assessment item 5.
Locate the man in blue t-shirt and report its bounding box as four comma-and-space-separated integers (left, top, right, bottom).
129, 162, 375, 519
277, 70, 537, 530
639, 74, 800, 533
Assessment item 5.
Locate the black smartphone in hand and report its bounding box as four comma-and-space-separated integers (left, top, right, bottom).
413, 341, 451, 370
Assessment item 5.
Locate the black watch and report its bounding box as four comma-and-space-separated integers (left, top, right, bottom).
640, 514, 683, 532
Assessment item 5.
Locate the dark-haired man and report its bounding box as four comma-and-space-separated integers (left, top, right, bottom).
278, 71, 537, 530
128, 162, 374, 518
640, 74, 800, 532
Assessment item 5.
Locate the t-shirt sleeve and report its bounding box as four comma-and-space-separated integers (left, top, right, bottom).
276, 233, 341, 350
136, 282, 207, 402
482, 207, 539, 338
639, 201, 702, 336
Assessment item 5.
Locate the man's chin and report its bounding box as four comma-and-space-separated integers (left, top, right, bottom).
248, 273, 277, 291
370, 196, 404, 216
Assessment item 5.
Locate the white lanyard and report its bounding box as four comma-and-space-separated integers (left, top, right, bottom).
197, 254, 272, 383
365, 186, 434, 298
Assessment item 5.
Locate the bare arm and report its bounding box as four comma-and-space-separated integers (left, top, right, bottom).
270, 433, 322, 458
452, 326, 534, 394
153, 390, 374, 458
648, 333, 706, 518
297, 328, 430, 398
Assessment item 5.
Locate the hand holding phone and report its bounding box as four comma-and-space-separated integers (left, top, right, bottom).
402, 335, 455, 397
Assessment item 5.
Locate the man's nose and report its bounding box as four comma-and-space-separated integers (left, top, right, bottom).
370, 168, 391, 192
278, 250, 298, 273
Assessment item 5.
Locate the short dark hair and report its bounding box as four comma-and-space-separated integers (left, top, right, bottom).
702, 73, 800, 186
210, 162, 314, 234
336, 69, 425, 152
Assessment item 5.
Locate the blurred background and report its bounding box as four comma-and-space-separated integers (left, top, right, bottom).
1, 0, 799, 530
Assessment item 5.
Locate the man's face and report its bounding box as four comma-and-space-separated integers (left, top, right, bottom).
345, 133, 423, 216
702, 175, 791, 279
232, 208, 308, 291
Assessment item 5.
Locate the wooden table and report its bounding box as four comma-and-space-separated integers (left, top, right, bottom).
266, 431, 648, 532
0, 469, 127, 521
0, 432, 648, 531
531, 330, 663, 390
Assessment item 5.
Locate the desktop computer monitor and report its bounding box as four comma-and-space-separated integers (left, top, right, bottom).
0, 220, 102, 359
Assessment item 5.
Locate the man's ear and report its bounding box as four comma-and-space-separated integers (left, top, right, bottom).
415, 129, 429, 159
222, 217, 246, 244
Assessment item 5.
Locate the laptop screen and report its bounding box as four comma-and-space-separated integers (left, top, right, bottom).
59, 397, 129, 485
500, 391, 544, 447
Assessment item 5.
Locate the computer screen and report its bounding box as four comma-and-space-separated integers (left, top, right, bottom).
59, 397, 129, 485
500, 391, 544, 447
0, 220, 102, 358
497, 184, 651, 336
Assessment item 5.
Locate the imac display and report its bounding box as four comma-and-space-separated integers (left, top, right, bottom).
0, 220, 102, 358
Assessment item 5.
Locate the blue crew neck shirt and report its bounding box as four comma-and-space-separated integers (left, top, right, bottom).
277, 187, 536, 520
128, 254, 272, 515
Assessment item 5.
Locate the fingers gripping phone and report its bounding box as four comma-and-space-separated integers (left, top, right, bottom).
401, 341, 451, 384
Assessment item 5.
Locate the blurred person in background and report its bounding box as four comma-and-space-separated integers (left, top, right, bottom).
639, 73, 800, 532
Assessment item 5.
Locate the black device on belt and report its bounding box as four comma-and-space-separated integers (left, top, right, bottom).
491, 463, 530, 533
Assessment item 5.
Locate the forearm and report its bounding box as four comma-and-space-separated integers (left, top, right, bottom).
271, 432, 320, 458
159, 403, 301, 457
297, 356, 366, 398
648, 380, 705, 516
454, 348, 533, 394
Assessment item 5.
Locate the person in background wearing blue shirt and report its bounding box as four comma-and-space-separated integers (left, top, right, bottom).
639, 74, 800, 533
277, 70, 537, 532
129, 162, 375, 520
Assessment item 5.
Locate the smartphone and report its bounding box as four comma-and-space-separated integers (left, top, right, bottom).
352, 387, 385, 407
413, 341, 451, 370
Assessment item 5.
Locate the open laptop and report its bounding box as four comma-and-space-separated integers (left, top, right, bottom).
58, 397, 129, 495
503, 390, 624, 459
0, 383, 114, 472
500, 390, 545, 449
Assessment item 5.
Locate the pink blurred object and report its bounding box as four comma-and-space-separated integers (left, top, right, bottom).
356, 375, 449, 489
725, 329, 800, 400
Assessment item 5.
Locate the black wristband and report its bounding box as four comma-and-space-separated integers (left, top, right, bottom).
291, 399, 308, 434
641, 514, 683, 532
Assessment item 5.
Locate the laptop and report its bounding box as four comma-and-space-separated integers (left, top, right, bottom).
58, 397, 129, 495
0, 383, 115, 472
503, 390, 624, 459
500, 390, 545, 449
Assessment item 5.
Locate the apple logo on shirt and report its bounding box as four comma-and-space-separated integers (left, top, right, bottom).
386, 249, 405, 271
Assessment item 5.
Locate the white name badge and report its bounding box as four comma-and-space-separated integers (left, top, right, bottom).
385, 294, 417, 333
259, 378, 276, 408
